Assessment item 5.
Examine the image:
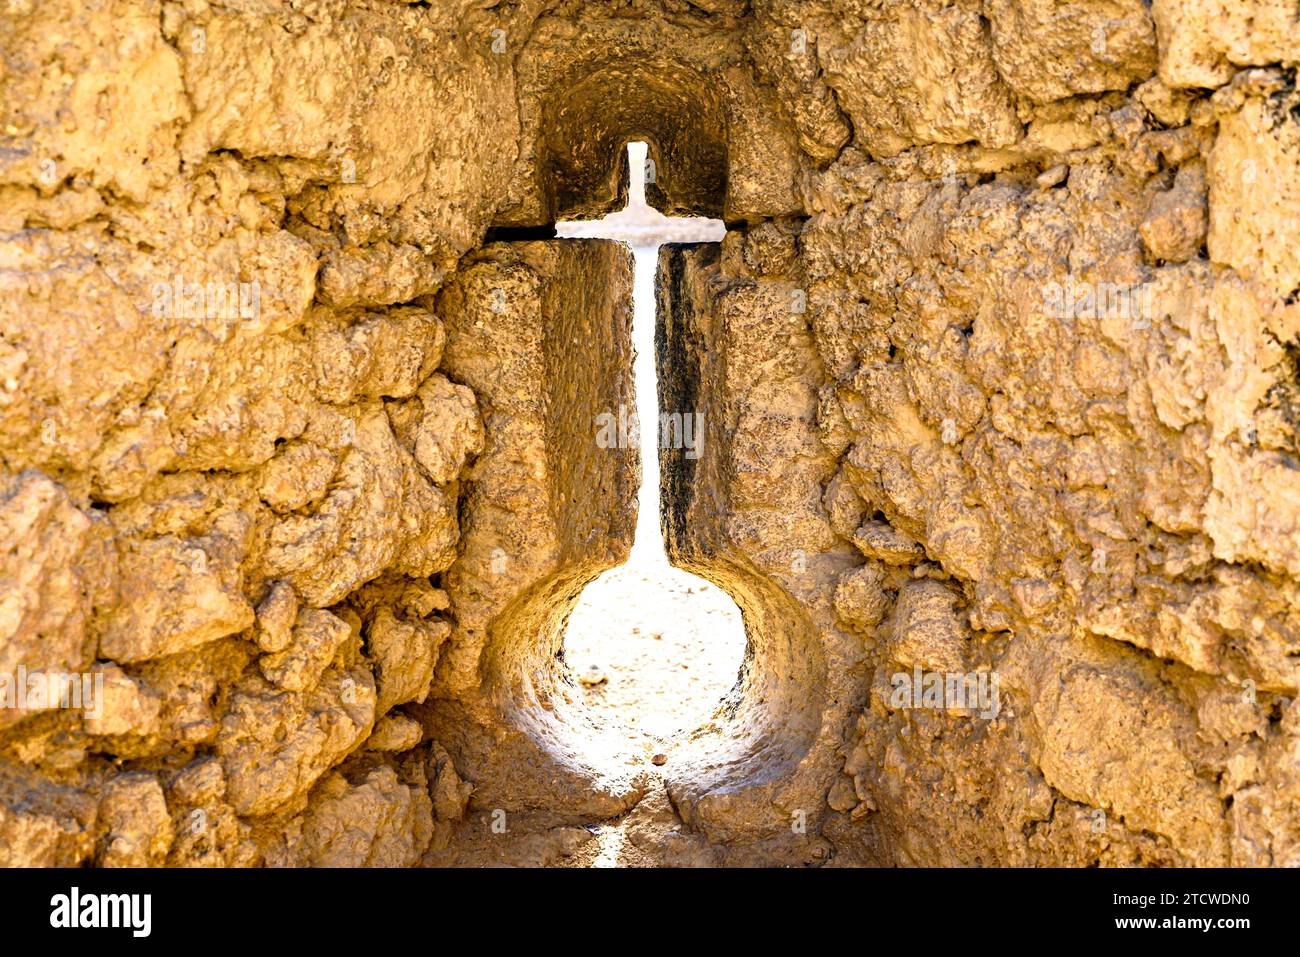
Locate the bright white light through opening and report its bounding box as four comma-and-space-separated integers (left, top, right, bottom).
556, 142, 746, 745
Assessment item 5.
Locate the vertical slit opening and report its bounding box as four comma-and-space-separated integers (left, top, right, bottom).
556, 141, 746, 752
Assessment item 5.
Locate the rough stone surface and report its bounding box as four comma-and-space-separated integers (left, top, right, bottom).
97, 773, 174, 867
289, 763, 433, 867
0, 0, 1296, 868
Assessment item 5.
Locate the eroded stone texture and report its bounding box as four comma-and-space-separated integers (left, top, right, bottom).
1153, 0, 1300, 90
0, 472, 110, 728
655, 242, 846, 845
499, 7, 806, 224
817, 0, 1024, 158
987, 0, 1158, 104
788, 51, 1300, 864
419, 239, 641, 820
0, 0, 1296, 868
287, 762, 434, 867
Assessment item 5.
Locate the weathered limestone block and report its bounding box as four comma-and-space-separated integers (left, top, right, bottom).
884, 580, 968, 673
1207, 76, 1300, 298
291, 764, 433, 867
386, 374, 484, 485
259, 608, 353, 694
720, 64, 806, 219
822, 471, 867, 539
744, 16, 852, 165
262, 404, 459, 606
170, 757, 226, 808
0, 215, 317, 501
1140, 160, 1207, 262
428, 745, 474, 822
310, 308, 444, 403
366, 607, 448, 717
366, 714, 423, 752
83, 664, 162, 738
97, 773, 174, 867
1014, 636, 1230, 865
0, 230, 176, 478
136, 638, 253, 748
728, 218, 802, 277
90, 256, 316, 494
1134, 76, 1198, 127
254, 581, 299, 654
0, 182, 105, 232
162, 330, 314, 478
852, 672, 1183, 866
391, 578, 449, 619
0, 0, 188, 203
257, 442, 338, 514
319, 246, 451, 309
832, 564, 890, 634
837, 379, 993, 588
986, 0, 1157, 103
819, 0, 1021, 157
173, 9, 398, 164
850, 520, 926, 566
0, 472, 110, 726
0, 764, 96, 867
1153, 0, 1300, 89
168, 802, 258, 868
1086, 566, 1300, 693
165, 757, 260, 868
1195, 274, 1300, 578
174, 2, 521, 258
100, 532, 254, 664
105, 472, 257, 565
216, 666, 377, 817
1229, 701, 1300, 866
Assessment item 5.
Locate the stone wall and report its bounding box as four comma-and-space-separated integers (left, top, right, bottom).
0, 0, 1296, 866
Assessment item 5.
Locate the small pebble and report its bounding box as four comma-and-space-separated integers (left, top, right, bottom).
651, 753, 667, 766
1036, 163, 1068, 189
579, 664, 607, 686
